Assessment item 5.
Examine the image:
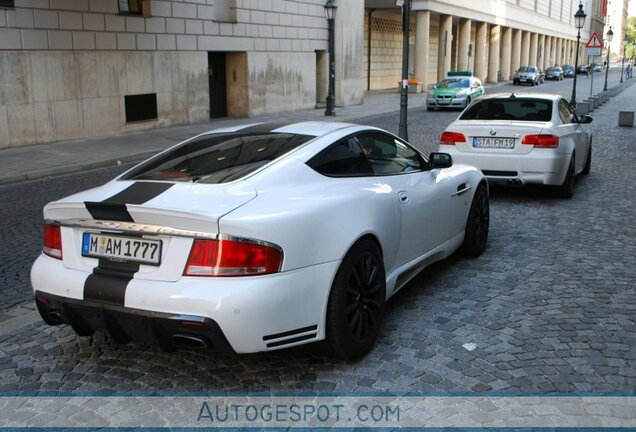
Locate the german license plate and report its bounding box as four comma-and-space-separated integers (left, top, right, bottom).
81, 233, 162, 265
473, 137, 515, 149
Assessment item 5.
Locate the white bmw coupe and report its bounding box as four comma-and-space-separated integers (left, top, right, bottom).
439, 94, 592, 198
32, 122, 489, 359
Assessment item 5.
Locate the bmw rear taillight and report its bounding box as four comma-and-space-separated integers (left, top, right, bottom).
521, 134, 559, 148
43, 223, 63, 260
183, 239, 282, 277
440, 131, 467, 144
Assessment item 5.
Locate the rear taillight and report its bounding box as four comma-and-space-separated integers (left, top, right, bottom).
43, 223, 63, 260
521, 134, 559, 148
183, 239, 282, 277
440, 131, 467, 144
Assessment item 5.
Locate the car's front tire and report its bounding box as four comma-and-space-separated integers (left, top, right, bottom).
458, 183, 489, 257
325, 239, 386, 359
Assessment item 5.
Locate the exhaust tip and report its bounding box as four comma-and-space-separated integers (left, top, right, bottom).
172, 334, 209, 349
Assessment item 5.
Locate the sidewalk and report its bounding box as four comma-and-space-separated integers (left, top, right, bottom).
0, 89, 434, 185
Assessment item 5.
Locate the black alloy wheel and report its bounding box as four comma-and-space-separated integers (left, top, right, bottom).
458, 184, 489, 257
554, 154, 575, 198
326, 239, 386, 359
582, 142, 591, 175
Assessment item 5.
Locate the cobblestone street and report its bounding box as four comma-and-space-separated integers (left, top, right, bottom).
0, 78, 634, 394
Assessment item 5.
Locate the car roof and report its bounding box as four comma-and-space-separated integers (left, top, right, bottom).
477, 93, 561, 102
200, 121, 357, 138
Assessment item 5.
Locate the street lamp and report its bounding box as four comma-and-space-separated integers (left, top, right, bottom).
324, 0, 337, 116
620, 35, 627, 83
570, 3, 586, 107
398, 0, 410, 140
603, 26, 613, 91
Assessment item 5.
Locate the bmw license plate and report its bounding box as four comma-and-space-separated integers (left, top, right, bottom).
81, 233, 162, 265
473, 137, 515, 149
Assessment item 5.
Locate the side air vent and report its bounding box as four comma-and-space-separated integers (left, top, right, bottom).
263, 325, 318, 348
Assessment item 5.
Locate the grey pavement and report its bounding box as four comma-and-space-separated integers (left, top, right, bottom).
0, 71, 635, 394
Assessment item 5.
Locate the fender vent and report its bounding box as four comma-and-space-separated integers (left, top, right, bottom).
263, 325, 318, 348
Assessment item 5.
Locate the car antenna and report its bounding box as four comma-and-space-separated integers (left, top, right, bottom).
509, 93, 516, 99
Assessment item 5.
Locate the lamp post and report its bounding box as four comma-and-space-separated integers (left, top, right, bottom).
570, 3, 586, 107
603, 27, 613, 91
620, 35, 627, 83
398, 0, 410, 140
324, 0, 337, 116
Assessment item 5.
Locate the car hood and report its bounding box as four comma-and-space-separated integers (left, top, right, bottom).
43, 180, 258, 234
431, 87, 468, 96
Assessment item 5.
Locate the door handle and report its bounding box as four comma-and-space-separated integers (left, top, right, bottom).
397, 190, 410, 204
452, 183, 471, 196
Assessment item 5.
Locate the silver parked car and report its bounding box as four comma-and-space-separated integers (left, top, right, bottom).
545, 66, 564, 81
512, 66, 541, 86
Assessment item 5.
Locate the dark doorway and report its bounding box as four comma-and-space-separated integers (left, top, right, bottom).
208, 52, 227, 118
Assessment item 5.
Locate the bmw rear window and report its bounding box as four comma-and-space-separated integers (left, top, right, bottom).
459, 98, 553, 122
122, 132, 312, 183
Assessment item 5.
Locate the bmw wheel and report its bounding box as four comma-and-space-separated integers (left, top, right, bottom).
458, 184, 489, 257
554, 154, 575, 198
326, 239, 386, 359
582, 143, 591, 175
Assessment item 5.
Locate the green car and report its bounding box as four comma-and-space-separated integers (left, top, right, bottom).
427, 72, 484, 111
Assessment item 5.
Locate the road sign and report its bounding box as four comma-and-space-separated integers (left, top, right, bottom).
586, 32, 604, 48
587, 48, 602, 56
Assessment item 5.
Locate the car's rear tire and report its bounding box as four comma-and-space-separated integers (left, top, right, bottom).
458, 183, 489, 257
325, 239, 386, 359
582, 142, 591, 175
554, 154, 575, 198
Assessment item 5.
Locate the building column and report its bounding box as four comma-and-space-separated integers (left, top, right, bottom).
334, 0, 364, 106
511, 28, 522, 73
529, 33, 538, 66
556, 38, 563, 66
500, 26, 512, 80
539, 36, 552, 69
457, 18, 472, 71
437, 14, 453, 81
538, 34, 546, 68
488, 25, 501, 83
414, 11, 430, 88
552, 37, 558, 67
521, 30, 530, 66
474, 22, 489, 82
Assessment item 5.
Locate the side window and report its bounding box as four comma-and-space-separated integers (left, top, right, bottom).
558, 99, 575, 124
307, 137, 374, 177
356, 133, 423, 175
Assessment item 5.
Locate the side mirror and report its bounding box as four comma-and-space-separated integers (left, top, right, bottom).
432, 84, 437, 89
578, 114, 593, 124
429, 152, 453, 169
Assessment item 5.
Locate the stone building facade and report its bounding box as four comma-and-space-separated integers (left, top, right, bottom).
0, 0, 601, 148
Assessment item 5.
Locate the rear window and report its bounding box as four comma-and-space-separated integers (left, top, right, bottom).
122, 132, 312, 183
460, 98, 553, 122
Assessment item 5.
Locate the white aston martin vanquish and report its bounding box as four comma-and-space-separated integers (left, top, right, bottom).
32, 122, 489, 359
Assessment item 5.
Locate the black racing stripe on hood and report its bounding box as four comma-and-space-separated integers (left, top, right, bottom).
236, 122, 296, 134
85, 182, 174, 222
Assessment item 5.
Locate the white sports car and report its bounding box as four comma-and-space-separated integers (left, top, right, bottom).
32, 122, 489, 359
439, 93, 592, 198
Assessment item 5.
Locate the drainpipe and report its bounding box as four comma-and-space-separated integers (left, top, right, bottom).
367, 9, 375, 90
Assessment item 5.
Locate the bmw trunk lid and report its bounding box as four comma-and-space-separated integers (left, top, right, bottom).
445, 120, 549, 155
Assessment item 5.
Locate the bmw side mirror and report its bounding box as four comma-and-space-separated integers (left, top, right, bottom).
578, 114, 593, 124
432, 85, 437, 89
429, 152, 453, 169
